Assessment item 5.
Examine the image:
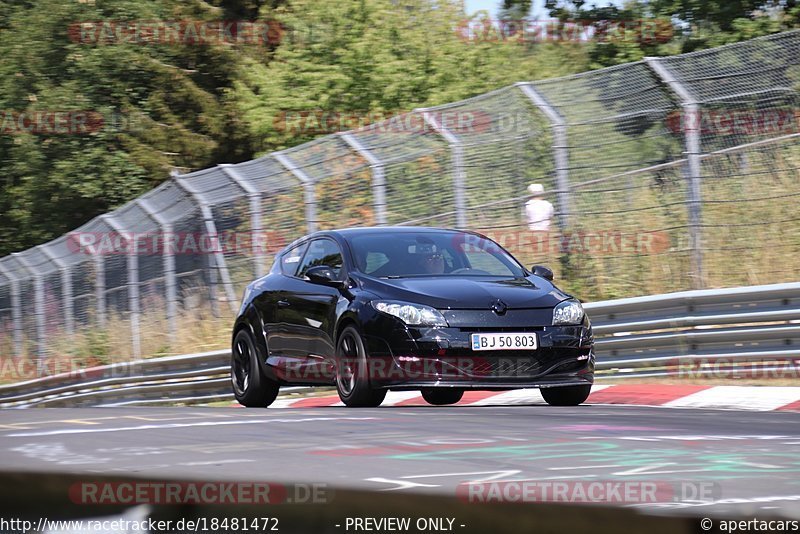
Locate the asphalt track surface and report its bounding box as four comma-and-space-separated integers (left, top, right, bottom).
1, 404, 799, 518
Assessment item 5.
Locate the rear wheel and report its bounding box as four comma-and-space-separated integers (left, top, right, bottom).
541, 384, 592, 406
231, 329, 279, 407
335, 326, 386, 407
421, 388, 464, 406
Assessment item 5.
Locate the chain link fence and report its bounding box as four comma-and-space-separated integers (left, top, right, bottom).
1, 30, 799, 363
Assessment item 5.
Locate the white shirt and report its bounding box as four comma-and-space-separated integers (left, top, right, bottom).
525, 198, 554, 231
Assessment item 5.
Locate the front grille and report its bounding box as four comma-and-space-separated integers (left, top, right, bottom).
459, 326, 545, 333
470, 356, 543, 377
440, 349, 584, 379
441, 309, 553, 327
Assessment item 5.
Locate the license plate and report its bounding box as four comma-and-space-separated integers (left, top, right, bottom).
471, 332, 538, 351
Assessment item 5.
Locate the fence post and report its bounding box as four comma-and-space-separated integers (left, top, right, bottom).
0, 263, 23, 359
339, 133, 388, 225
516, 82, 572, 231
136, 199, 177, 346
645, 57, 705, 288
38, 245, 74, 337
101, 214, 140, 359
416, 108, 468, 229
94, 255, 106, 330
219, 164, 266, 277
13, 253, 45, 362
274, 153, 318, 233
171, 171, 238, 314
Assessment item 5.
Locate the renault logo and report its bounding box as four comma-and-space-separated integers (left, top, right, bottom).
491, 299, 508, 316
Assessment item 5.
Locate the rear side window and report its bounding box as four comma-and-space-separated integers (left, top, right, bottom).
297, 239, 344, 279
280, 243, 307, 276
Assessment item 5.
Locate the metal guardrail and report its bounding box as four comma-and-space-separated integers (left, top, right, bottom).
0, 350, 235, 408
587, 281, 800, 379
1, 282, 798, 407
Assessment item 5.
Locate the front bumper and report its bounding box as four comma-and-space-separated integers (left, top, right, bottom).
362, 311, 594, 389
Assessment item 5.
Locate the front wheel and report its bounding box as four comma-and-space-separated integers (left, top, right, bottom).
541, 384, 592, 406
335, 326, 387, 407
421, 388, 464, 406
231, 329, 279, 407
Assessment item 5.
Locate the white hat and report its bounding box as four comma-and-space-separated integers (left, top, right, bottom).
527, 183, 545, 195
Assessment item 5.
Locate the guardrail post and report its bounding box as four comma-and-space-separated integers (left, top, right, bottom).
416, 109, 468, 229
273, 153, 318, 233
171, 171, 238, 314
516, 82, 572, 231
136, 199, 177, 346
13, 254, 45, 361
0, 263, 23, 359
339, 133, 388, 225
645, 57, 705, 289
219, 164, 266, 277
101, 215, 140, 359
38, 245, 74, 336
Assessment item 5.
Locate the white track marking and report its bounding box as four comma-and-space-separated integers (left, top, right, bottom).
6, 416, 377, 437
177, 459, 256, 466
470, 389, 546, 405
381, 391, 426, 405
365, 478, 440, 491
663, 386, 800, 411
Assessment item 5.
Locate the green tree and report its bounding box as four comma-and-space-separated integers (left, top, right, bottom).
0, 0, 263, 256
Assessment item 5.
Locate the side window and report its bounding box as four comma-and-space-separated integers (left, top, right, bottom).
280, 243, 308, 276
297, 239, 344, 280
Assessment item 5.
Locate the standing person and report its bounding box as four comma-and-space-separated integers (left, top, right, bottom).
525, 183, 554, 231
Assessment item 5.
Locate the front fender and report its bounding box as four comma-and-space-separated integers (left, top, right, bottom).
333, 293, 378, 343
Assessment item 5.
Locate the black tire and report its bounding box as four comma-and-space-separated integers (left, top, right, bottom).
231, 329, 280, 407
421, 388, 464, 406
335, 325, 387, 407
541, 384, 592, 406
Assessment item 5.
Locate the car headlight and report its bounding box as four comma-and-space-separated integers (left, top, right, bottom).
371, 300, 448, 327
553, 299, 584, 325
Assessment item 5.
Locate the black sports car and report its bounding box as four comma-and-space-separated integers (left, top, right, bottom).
231, 227, 594, 407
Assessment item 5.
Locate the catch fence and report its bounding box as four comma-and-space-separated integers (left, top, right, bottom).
1, 30, 798, 361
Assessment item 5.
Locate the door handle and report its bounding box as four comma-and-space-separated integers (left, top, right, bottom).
277, 300, 291, 308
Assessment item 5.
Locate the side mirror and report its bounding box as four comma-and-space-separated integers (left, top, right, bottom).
305, 265, 343, 287
531, 265, 554, 281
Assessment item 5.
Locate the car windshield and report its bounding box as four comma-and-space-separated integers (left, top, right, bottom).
349, 231, 526, 278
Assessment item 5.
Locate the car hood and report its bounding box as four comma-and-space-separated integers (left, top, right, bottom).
359, 276, 569, 310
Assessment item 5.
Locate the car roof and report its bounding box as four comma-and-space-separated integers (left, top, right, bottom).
280, 227, 489, 255
326, 226, 478, 238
